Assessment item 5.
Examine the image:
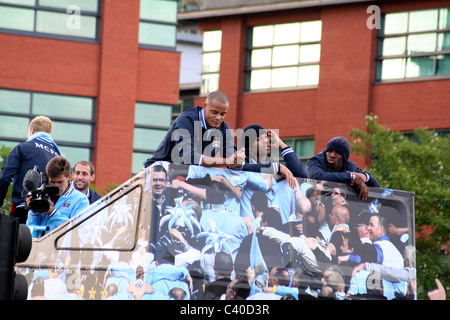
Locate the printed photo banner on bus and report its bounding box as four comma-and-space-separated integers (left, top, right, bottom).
18, 161, 415, 300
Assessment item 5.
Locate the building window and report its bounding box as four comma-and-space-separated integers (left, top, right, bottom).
132, 102, 173, 174
0, 0, 99, 40
245, 20, 322, 91
377, 8, 450, 81
0, 88, 95, 166
139, 0, 177, 49
201, 30, 222, 95
282, 137, 315, 165
172, 97, 195, 122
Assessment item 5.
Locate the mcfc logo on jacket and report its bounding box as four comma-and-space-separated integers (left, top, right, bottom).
34, 142, 58, 155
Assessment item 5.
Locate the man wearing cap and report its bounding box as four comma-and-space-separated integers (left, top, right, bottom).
240, 124, 307, 179
306, 136, 380, 200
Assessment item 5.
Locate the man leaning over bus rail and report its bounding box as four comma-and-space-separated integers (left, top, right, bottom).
143, 91, 245, 170
306, 136, 380, 200
26, 156, 89, 237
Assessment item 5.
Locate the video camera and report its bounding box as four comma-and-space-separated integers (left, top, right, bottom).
23, 166, 59, 213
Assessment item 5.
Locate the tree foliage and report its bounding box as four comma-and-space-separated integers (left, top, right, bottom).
0, 144, 13, 214
350, 114, 450, 299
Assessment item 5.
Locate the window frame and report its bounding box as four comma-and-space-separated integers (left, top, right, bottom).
244, 20, 322, 92
280, 136, 315, 164
138, 0, 178, 51
0, 88, 96, 163
200, 29, 222, 96
376, 7, 450, 82
0, 0, 100, 42
132, 101, 174, 174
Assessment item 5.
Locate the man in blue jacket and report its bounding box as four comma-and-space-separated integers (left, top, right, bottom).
0, 116, 60, 223
306, 136, 380, 200
143, 91, 245, 169
26, 156, 89, 237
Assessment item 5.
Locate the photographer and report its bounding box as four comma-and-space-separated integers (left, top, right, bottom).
26, 156, 89, 238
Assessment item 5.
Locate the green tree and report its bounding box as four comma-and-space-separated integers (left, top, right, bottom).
350, 114, 450, 300
0, 144, 13, 214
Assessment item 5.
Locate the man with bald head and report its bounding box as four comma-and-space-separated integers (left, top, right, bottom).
320, 204, 350, 242
143, 91, 245, 169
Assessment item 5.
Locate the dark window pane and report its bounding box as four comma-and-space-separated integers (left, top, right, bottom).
436, 54, 450, 75
439, 8, 450, 29
183, 98, 195, 109
295, 139, 315, 158
437, 32, 450, 51
406, 56, 435, 78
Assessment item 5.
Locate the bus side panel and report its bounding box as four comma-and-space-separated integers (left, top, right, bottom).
18, 162, 415, 300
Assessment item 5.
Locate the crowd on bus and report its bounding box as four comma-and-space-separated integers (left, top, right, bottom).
0, 92, 424, 300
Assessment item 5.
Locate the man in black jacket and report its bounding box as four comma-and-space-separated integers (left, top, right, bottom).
306, 136, 380, 200
201, 251, 234, 300
143, 91, 245, 169
0, 116, 60, 223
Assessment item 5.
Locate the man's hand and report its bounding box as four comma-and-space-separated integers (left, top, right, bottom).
349, 172, 369, 200
26, 195, 55, 215
235, 148, 246, 166
170, 228, 185, 244
278, 164, 296, 188
352, 263, 366, 277
428, 278, 446, 300
267, 129, 287, 150
357, 183, 369, 200
228, 148, 245, 170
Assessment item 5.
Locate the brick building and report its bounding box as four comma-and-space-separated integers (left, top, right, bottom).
181, 0, 450, 166
1, 0, 449, 192
0, 0, 180, 190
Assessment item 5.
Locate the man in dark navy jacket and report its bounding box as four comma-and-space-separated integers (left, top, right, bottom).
143, 91, 245, 169
0, 116, 60, 223
306, 136, 380, 200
